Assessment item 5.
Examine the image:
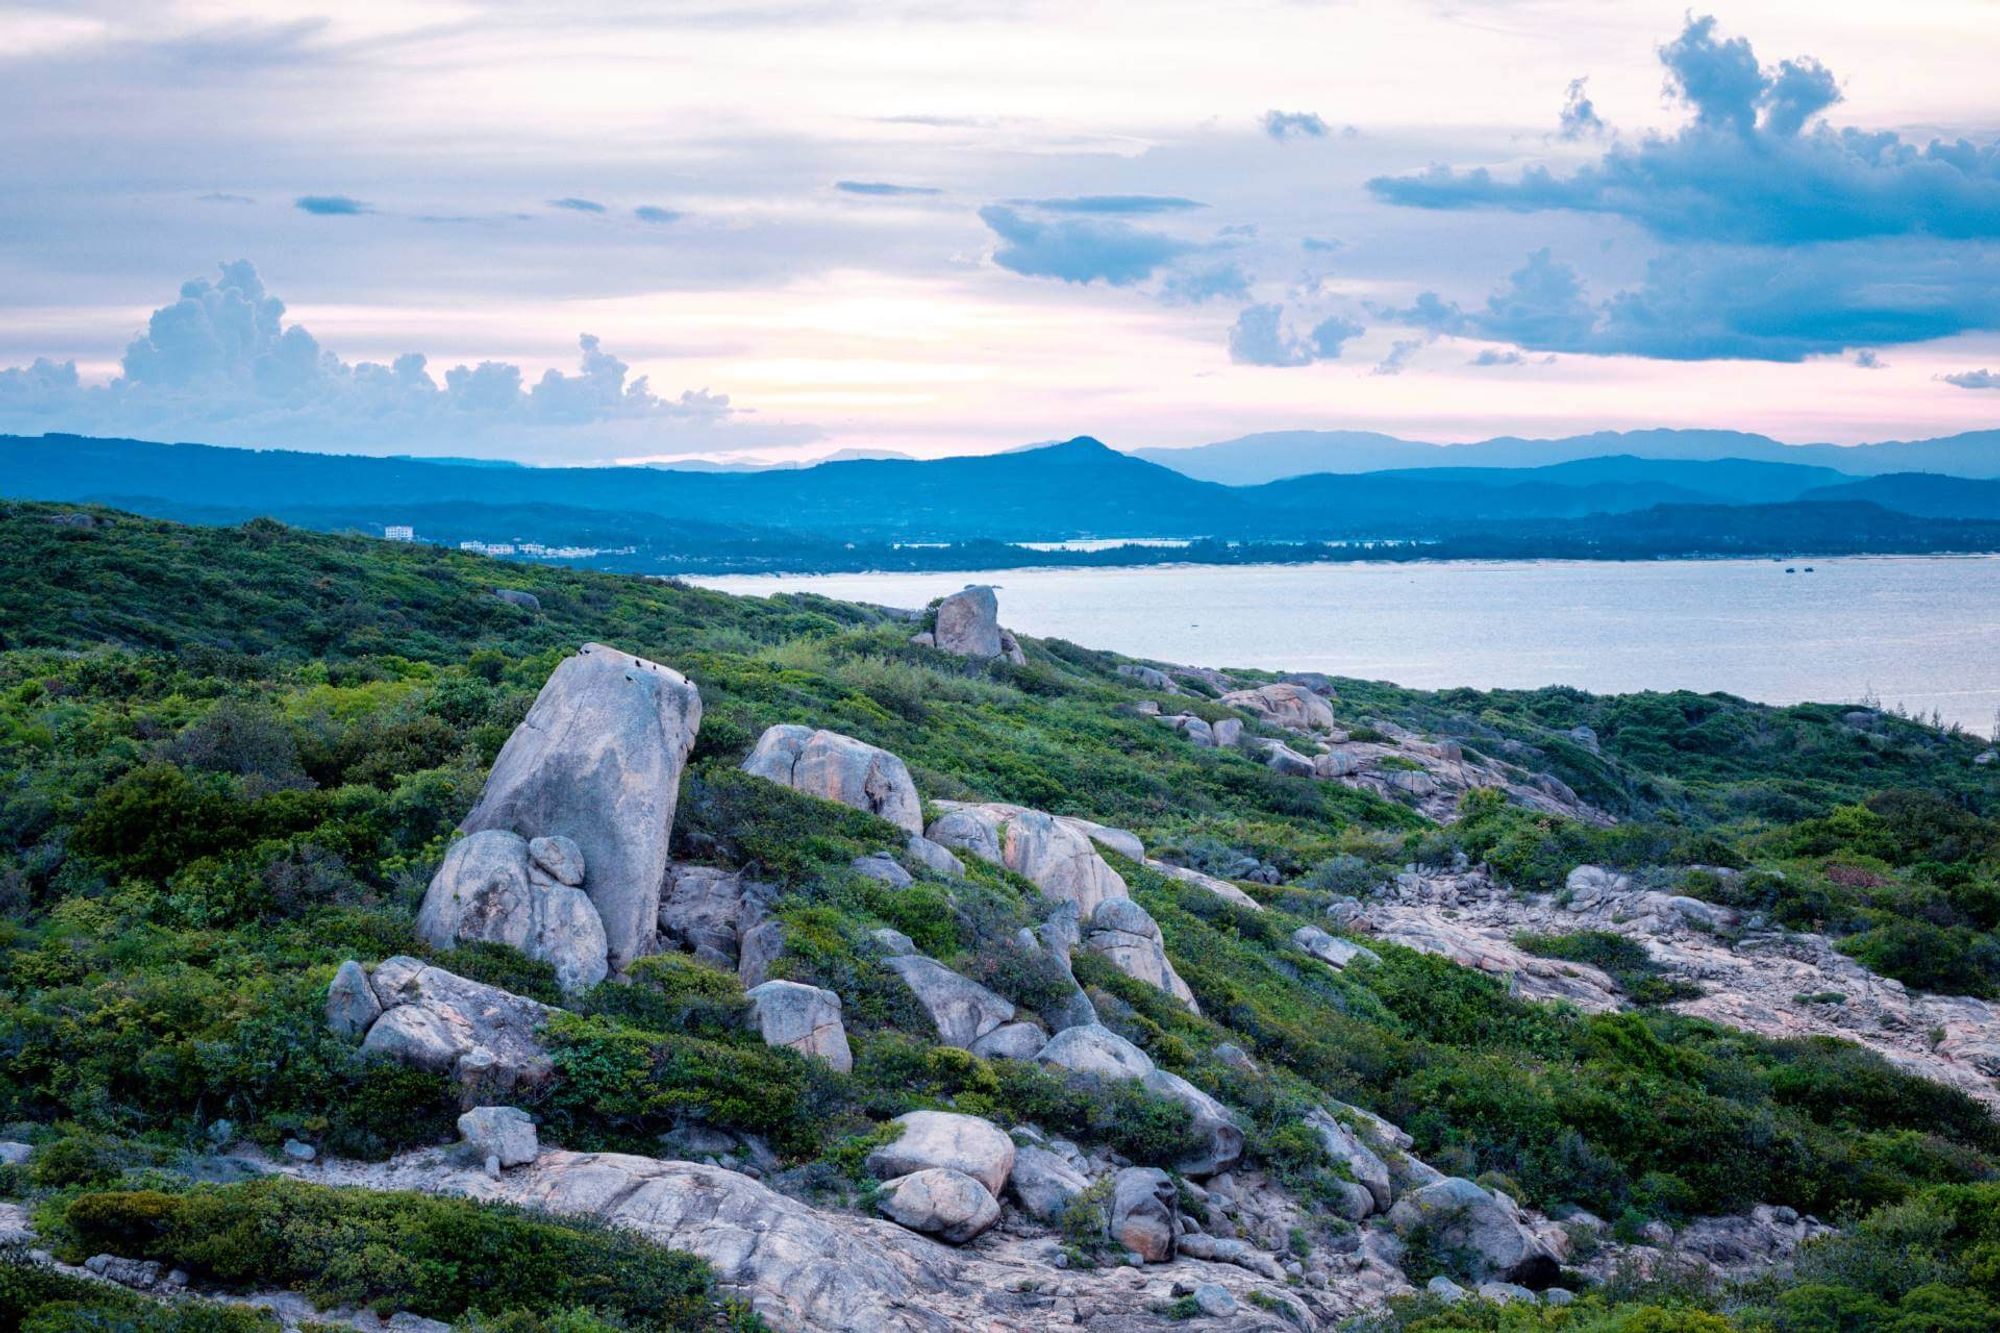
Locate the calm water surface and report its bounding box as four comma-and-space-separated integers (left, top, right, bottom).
694, 557, 2000, 735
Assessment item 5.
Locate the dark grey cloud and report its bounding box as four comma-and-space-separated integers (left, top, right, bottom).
1941, 369, 2000, 390
1853, 349, 1885, 369
550, 197, 608, 213
295, 194, 370, 216
1370, 15, 2000, 245
979, 205, 1195, 285
835, 180, 943, 196
1262, 110, 1328, 142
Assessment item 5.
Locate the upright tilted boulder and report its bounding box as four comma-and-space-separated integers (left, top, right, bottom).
932, 586, 1005, 658
742, 725, 924, 834
417, 830, 608, 993
1083, 897, 1198, 1012
460, 643, 702, 973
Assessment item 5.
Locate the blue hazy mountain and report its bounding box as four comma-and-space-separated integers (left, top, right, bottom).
1798, 472, 2000, 519
1137, 428, 2000, 484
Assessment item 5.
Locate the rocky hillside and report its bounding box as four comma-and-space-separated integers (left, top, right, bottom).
3, 501, 1999, 1332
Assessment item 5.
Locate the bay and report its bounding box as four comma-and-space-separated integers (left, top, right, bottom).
694, 556, 2000, 736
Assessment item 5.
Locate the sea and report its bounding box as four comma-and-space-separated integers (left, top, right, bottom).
693, 555, 2000, 737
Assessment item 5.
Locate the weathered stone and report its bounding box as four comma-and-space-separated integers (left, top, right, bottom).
839, 855, 905, 892
417, 829, 609, 993
1141, 1069, 1243, 1176
925, 802, 1128, 917
903, 835, 965, 878
870, 927, 917, 956
933, 586, 1005, 658
326, 959, 382, 1038
735, 919, 784, 988
0, 1142, 31, 1168
282, 1138, 316, 1162
659, 864, 761, 969
867, 1110, 1016, 1197
1303, 1108, 1391, 1212
875, 1168, 1001, 1243
1007, 1145, 1090, 1222
1314, 748, 1365, 779
744, 980, 852, 1073
492, 588, 541, 611
1116, 664, 1177, 692
967, 1021, 1047, 1061
998, 629, 1028, 667
357, 958, 555, 1091
1059, 816, 1146, 863
460, 643, 701, 973
882, 954, 1016, 1048
459, 1105, 539, 1168
1292, 925, 1381, 971
1163, 714, 1215, 747
86, 1255, 163, 1289
1210, 718, 1244, 748
1387, 1177, 1559, 1286
1191, 1284, 1236, 1317
528, 835, 585, 886
1221, 682, 1336, 732
1108, 1167, 1177, 1262
1147, 859, 1264, 912
1034, 1023, 1155, 1080
743, 725, 924, 835
1426, 1275, 1468, 1303
1083, 897, 1198, 1011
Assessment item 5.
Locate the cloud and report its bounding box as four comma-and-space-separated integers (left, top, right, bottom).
1471, 348, 1524, 366
198, 192, 255, 205
1019, 195, 1205, 215
1557, 78, 1604, 140
835, 180, 943, 197
1369, 15, 2000, 245
1940, 369, 2000, 390
633, 205, 682, 224
1373, 338, 1424, 375
979, 205, 1195, 285
294, 194, 369, 216
0, 261, 786, 462
1262, 110, 1328, 142
1853, 349, 1885, 369
1226, 305, 1364, 366
1160, 262, 1251, 305
1301, 236, 1343, 253
549, 197, 608, 213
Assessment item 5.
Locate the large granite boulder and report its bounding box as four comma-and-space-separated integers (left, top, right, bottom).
417, 830, 609, 993
903, 835, 966, 879
1083, 898, 1198, 1012
925, 802, 1128, 917
865, 1110, 1016, 1196
458, 1106, 539, 1168
882, 955, 1016, 1049
875, 1168, 1001, 1244
742, 725, 924, 835
326, 959, 381, 1038
1034, 1023, 1156, 1081
932, 586, 1004, 658
1387, 1177, 1560, 1286
1007, 1145, 1091, 1223
459, 643, 702, 973
744, 980, 853, 1073
1293, 925, 1381, 971
1303, 1108, 1391, 1213
350, 957, 554, 1092
1221, 683, 1336, 732
1034, 1025, 1241, 1176
1109, 1167, 1177, 1262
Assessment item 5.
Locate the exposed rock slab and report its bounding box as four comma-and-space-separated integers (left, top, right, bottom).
417, 829, 608, 993
926, 801, 1129, 917
866, 1110, 1016, 1196
743, 724, 925, 835
883, 954, 1017, 1048
745, 979, 853, 1072
351, 956, 554, 1092
1084, 897, 1199, 1011
933, 586, 1005, 658
1221, 683, 1335, 732
876, 1168, 1002, 1243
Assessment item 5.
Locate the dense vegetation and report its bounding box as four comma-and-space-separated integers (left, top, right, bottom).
1, 501, 1995, 1329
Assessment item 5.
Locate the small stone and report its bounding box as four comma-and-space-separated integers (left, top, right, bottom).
0, 1142, 31, 1167
1426, 1275, 1467, 1303
458, 1105, 539, 1168
851, 853, 914, 888
1192, 1283, 1236, 1317
281, 1138, 316, 1162
1542, 1288, 1575, 1307
325, 959, 382, 1038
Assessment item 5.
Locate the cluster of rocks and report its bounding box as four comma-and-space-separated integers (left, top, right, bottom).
1355, 863, 2000, 1106
909, 585, 1028, 665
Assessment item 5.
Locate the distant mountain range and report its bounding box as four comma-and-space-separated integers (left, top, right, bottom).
1136, 428, 2000, 484
7, 430, 2000, 573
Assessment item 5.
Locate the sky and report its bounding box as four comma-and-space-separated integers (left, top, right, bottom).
1, 0, 1998, 465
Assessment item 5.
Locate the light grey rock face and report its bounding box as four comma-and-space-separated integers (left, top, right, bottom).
492, 588, 541, 612
1426, 1276, 1468, 1303
460, 643, 702, 973
658, 865, 765, 970
1160, 714, 1215, 747
933, 586, 1005, 658
1109, 1167, 1178, 1262
1259, 742, 1317, 777
882, 954, 1016, 1049
870, 927, 918, 957
1147, 860, 1264, 913
458, 1106, 539, 1168
326, 959, 382, 1038
967, 1021, 1047, 1061
925, 802, 1129, 918
86, 1254, 164, 1289
1292, 926, 1381, 971
1116, 664, 1178, 692
735, 920, 785, 989
529, 835, 585, 887
851, 853, 914, 888
1007, 1145, 1090, 1223
867, 1110, 1017, 1197
875, 1168, 1001, 1243
1192, 1284, 1237, 1318
742, 724, 925, 835
998, 630, 1028, 667
1034, 1023, 1155, 1081
353, 958, 555, 1091
745, 980, 853, 1073
904, 835, 966, 879
1303, 1108, 1391, 1213
0, 1142, 31, 1168
1210, 718, 1244, 748
1083, 897, 1198, 1011
1061, 817, 1146, 863
417, 829, 609, 993
1221, 683, 1336, 732
1387, 1177, 1559, 1286
1141, 1070, 1243, 1177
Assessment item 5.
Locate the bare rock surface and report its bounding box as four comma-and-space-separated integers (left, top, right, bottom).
1147, 859, 1264, 912
745, 979, 853, 1072
348, 956, 554, 1091
926, 801, 1129, 917
743, 724, 925, 834
417, 829, 608, 993
866, 1110, 1017, 1196
460, 643, 701, 972
1362, 865, 2000, 1106
1221, 683, 1335, 732
876, 1167, 1002, 1243
933, 585, 1005, 658
658, 864, 771, 970
1083, 897, 1199, 1011
883, 953, 1018, 1048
